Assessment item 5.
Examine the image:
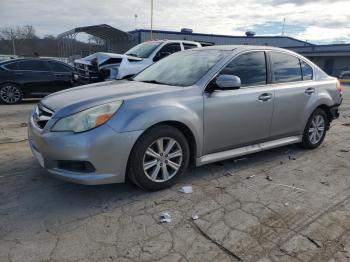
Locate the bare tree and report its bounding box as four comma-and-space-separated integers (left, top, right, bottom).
44, 34, 56, 40
0, 26, 19, 55
0, 25, 38, 55
88, 35, 104, 45
20, 25, 37, 39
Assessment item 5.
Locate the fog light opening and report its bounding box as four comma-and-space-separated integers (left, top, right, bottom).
57, 160, 95, 173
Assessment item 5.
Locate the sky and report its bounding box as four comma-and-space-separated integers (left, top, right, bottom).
0, 0, 350, 44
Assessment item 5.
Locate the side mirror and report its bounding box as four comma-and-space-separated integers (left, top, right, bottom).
215, 74, 241, 90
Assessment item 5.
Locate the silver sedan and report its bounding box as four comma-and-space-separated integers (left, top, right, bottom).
28, 45, 342, 190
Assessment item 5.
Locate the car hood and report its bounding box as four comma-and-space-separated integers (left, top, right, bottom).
41, 80, 182, 117
74, 53, 142, 66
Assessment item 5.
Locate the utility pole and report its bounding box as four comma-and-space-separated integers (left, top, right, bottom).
134, 14, 138, 30
282, 18, 286, 36
10, 29, 16, 56
150, 0, 153, 40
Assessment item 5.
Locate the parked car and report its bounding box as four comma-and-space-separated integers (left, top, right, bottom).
28, 45, 342, 190
339, 70, 350, 84
74, 40, 202, 83
0, 58, 78, 104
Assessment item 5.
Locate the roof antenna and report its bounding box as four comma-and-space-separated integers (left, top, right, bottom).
282, 18, 286, 36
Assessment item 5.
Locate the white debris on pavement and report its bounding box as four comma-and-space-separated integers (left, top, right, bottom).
159, 212, 172, 223
179, 185, 193, 194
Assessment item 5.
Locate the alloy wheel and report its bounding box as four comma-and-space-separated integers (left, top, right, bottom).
142, 137, 183, 182
0, 85, 22, 104
308, 114, 325, 144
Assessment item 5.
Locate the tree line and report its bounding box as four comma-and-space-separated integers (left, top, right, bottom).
0, 25, 104, 58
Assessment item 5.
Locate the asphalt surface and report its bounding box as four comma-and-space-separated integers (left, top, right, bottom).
0, 87, 350, 262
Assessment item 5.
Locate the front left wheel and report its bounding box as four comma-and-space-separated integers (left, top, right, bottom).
128, 125, 190, 190
0, 84, 23, 104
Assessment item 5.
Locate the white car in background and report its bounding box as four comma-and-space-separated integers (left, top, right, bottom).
74, 40, 203, 82
339, 70, 350, 84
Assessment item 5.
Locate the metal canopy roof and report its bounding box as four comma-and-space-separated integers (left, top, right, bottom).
57, 24, 132, 40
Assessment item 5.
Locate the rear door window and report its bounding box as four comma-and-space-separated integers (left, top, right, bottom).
270, 52, 302, 83
18, 60, 51, 71
220, 51, 267, 87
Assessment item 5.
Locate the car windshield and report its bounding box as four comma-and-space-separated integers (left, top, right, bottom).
83, 54, 98, 61
133, 50, 227, 87
125, 42, 162, 58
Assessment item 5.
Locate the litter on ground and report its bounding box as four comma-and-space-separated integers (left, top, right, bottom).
159, 212, 172, 223
179, 185, 193, 194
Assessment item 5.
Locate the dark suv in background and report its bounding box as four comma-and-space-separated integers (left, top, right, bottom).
0, 58, 77, 104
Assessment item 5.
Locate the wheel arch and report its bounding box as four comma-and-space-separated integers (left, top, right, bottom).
316, 104, 333, 129
0, 82, 26, 97
128, 120, 198, 167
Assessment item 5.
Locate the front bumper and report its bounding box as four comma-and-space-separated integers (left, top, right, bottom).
28, 117, 142, 185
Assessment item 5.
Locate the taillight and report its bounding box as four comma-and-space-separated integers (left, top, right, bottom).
336, 79, 342, 93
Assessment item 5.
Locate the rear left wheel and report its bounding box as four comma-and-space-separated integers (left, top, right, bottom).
128, 125, 190, 190
0, 84, 23, 104
302, 108, 328, 149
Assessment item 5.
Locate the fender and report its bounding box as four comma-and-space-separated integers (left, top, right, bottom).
302, 81, 338, 129
108, 98, 204, 157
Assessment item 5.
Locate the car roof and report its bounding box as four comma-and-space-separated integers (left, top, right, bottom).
143, 39, 200, 45
197, 45, 291, 52
0, 58, 67, 64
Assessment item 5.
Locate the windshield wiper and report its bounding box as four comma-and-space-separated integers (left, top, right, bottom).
140, 80, 163, 85
126, 53, 138, 57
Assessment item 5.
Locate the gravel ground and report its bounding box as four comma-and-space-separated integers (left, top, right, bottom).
0, 88, 350, 262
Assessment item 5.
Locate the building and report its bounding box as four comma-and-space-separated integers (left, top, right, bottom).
128, 29, 313, 48
58, 25, 350, 77
129, 29, 350, 77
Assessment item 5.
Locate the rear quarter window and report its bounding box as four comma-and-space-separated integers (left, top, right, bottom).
3, 62, 19, 70
301, 61, 313, 80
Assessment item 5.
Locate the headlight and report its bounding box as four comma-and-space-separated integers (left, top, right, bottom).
51, 101, 123, 133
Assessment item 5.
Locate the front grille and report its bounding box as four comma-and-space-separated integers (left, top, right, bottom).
33, 104, 54, 129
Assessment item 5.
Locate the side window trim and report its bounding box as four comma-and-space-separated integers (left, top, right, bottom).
204, 50, 269, 92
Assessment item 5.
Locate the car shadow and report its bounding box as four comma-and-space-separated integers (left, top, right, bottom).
0, 142, 306, 238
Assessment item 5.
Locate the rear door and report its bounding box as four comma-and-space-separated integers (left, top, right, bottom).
18, 60, 55, 96
269, 51, 316, 138
203, 51, 274, 154
47, 61, 74, 92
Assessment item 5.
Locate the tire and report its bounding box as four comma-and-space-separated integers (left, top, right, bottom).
128, 125, 190, 190
0, 83, 23, 104
301, 108, 328, 149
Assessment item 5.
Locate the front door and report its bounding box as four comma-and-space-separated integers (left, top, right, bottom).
203, 51, 274, 154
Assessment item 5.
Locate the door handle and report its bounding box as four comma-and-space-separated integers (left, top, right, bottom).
258, 93, 273, 101
305, 87, 315, 95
